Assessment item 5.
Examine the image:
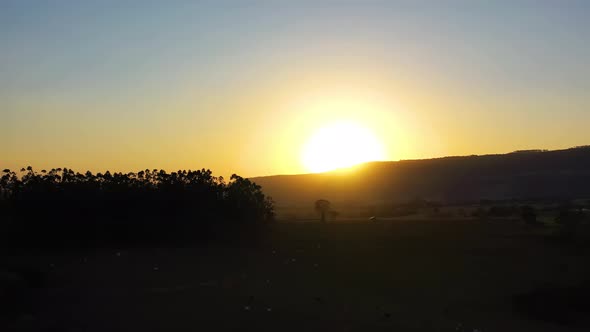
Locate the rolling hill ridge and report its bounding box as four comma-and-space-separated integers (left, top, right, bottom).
251, 146, 590, 207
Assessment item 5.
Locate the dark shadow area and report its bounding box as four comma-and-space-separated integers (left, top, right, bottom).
1, 167, 275, 330
513, 281, 590, 326
2, 161, 590, 331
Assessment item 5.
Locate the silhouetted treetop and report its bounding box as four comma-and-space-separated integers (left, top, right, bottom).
0, 167, 274, 247
314, 199, 331, 222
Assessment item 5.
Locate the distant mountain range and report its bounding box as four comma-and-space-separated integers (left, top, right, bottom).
251, 146, 590, 206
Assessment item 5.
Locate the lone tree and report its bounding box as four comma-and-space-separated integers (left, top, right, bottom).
315, 199, 331, 223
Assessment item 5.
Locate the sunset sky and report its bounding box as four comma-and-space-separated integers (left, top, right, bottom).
2, 1, 589, 177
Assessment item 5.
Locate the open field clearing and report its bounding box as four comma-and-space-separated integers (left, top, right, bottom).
3, 219, 590, 331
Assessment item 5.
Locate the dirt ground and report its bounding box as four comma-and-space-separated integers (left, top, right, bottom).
3, 219, 590, 331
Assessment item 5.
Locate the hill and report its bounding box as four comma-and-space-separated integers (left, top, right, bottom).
250, 146, 590, 208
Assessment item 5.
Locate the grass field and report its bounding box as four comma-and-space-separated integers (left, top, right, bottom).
3, 219, 590, 331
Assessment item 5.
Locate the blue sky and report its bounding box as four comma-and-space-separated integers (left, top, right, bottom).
1, 1, 589, 176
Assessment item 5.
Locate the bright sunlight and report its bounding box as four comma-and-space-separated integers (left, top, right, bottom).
301, 121, 386, 173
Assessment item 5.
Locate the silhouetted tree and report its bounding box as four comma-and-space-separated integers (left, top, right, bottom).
0, 167, 274, 247
328, 210, 339, 221
315, 199, 331, 223
225, 174, 275, 224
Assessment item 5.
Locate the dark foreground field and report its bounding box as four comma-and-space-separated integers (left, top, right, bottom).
3, 219, 590, 332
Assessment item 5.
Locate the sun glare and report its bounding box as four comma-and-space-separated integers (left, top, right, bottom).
301, 121, 386, 173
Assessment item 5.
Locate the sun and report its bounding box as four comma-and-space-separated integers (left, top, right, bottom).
301, 121, 386, 173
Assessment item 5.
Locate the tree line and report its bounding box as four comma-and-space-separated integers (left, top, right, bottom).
0, 167, 274, 247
